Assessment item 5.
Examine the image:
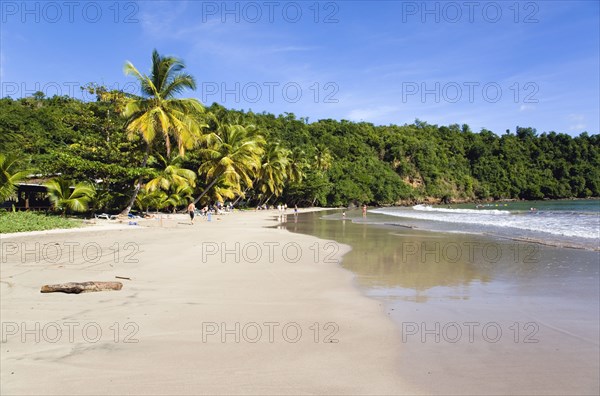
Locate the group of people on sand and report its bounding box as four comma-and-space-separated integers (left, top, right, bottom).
187, 201, 301, 225
186, 201, 235, 224
187, 201, 368, 225
256, 203, 299, 214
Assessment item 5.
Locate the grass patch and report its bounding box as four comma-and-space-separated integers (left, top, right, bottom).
0, 211, 83, 233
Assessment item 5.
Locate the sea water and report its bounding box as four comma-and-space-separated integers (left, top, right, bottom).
282, 203, 600, 394
370, 199, 599, 250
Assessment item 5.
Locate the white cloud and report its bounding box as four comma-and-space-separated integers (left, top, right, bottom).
346, 106, 399, 122
567, 114, 587, 131
138, 1, 192, 38
519, 104, 535, 112
568, 114, 585, 122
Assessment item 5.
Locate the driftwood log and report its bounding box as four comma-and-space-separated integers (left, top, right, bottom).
40, 281, 123, 294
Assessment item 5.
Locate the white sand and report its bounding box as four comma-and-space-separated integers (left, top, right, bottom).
0, 210, 421, 395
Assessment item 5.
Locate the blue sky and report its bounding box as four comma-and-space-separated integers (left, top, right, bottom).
1, 0, 598, 135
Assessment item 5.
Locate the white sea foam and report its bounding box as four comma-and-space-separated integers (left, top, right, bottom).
412, 204, 510, 215
372, 207, 600, 241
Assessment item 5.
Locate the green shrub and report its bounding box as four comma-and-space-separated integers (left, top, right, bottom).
0, 211, 83, 233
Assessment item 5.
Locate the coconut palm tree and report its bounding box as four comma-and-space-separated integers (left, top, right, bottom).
314, 144, 333, 171
120, 49, 206, 215
134, 188, 168, 213
205, 175, 239, 206
193, 122, 264, 205
167, 184, 195, 211
145, 154, 197, 193
123, 50, 206, 157
255, 141, 291, 205
287, 147, 308, 183
45, 178, 96, 216
0, 154, 31, 202
134, 188, 156, 213
309, 145, 333, 206
150, 184, 194, 213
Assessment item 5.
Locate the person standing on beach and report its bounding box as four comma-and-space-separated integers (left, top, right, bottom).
362, 204, 367, 217
187, 201, 196, 225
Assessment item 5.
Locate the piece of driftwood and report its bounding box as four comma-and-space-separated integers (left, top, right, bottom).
115, 276, 131, 280
40, 281, 123, 294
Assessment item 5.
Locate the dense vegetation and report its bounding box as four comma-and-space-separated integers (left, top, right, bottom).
1, 53, 598, 212
0, 211, 82, 233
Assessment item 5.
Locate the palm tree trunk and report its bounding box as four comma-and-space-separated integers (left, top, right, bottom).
258, 193, 274, 207
165, 135, 171, 159
192, 175, 221, 205
232, 187, 251, 206
264, 193, 274, 206
120, 145, 150, 216
258, 196, 267, 207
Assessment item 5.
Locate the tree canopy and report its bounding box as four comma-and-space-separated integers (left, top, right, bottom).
1, 94, 598, 210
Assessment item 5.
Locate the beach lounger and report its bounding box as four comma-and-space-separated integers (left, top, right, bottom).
95, 213, 119, 220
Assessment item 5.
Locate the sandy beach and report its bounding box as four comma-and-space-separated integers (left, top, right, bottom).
0, 209, 420, 395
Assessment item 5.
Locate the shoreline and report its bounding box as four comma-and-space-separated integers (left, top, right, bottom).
0, 209, 421, 395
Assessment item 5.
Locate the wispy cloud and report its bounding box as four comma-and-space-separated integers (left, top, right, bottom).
569, 124, 587, 131
138, 1, 192, 38
347, 106, 399, 121
520, 104, 535, 112
568, 114, 587, 131
267, 46, 319, 53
